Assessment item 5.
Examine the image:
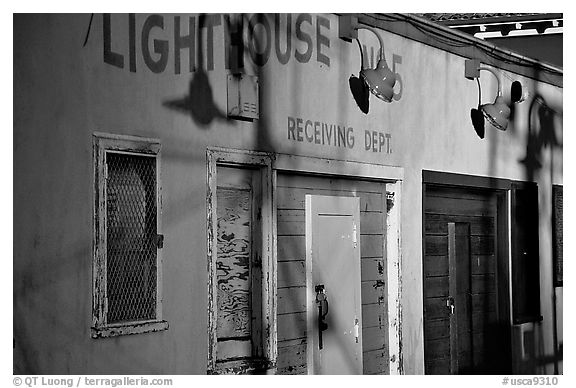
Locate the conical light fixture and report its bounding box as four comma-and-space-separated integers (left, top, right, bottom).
481, 95, 510, 131
340, 16, 399, 104
360, 58, 396, 102
465, 60, 513, 133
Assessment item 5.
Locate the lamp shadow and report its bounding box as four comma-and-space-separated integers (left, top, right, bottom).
349, 75, 370, 114
162, 69, 228, 128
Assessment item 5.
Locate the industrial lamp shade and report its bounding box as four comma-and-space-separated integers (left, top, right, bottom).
481, 96, 510, 131
360, 59, 396, 103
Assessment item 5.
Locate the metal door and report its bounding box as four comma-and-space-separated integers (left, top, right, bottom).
305, 195, 363, 374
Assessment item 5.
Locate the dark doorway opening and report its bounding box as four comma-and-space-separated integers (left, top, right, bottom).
423, 172, 512, 374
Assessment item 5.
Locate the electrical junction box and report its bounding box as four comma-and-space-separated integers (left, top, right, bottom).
227, 74, 259, 121
465, 59, 481, 80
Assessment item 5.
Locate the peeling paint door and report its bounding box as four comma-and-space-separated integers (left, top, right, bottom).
306, 195, 363, 374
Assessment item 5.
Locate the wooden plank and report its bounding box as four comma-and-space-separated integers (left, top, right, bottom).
471, 310, 497, 333
362, 326, 387, 352
425, 319, 450, 340
277, 236, 305, 262
425, 255, 449, 277
357, 192, 384, 213
470, 236, 495, 255
363, 348, 388, 375
361, 257, 386, 282
361, 280, 386, 305
426, 357, 450, 374
427, 255, 494, 277
457, 350, 473, 373
471, 274, 496, 294
361, 234, 384, 257
425, 196, 496, 217
448, 223, 458, 374
360, 212, 385, 234
424, 276, 449, 298
425, 213, 495, 236
425, 185, 498, 202
456, 301, 471, 336
425, 297, 450, 320
362, 303, 387, 329
471, 255, 496, 275
277, 173, 385, 193
276, 364, 306, 375
425, 235, 448, 256
277, 187, 383, 212
472, 293, 496, 313
277, 287, 306, 315
553, 184, 563, 286
454, 222, 471, 374
277, 337, 306, 349
471, 331, 487, 351
277, 312, 306, 342
277, 261, 306, 288
277, 209, 305, 236
425, 338, 450, 361
276, 343, 307, 371
216, 339, 251, 361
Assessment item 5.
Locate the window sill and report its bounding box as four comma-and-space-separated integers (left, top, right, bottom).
209, 359, 275, 375
91, 320, 169, 338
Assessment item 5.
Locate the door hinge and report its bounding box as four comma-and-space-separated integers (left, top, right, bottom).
157, 234, 164, 249
352, 223, 358, 247
386, 191, 395, 212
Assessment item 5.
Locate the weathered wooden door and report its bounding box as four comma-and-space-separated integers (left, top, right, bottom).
306, 195, 363, 374
275, 174, 388, 375
424, 186, 510, 374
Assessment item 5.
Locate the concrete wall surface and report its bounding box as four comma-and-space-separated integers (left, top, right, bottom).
13, 13, 563, 374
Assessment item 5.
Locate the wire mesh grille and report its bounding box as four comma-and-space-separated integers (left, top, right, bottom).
106, 152, 157, 324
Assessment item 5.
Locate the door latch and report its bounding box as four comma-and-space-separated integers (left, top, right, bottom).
315, 284, 329, 349
446, 296, 455, 315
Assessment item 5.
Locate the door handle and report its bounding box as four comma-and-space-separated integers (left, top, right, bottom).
315, 284, 329, 349
446, 296, 455, 315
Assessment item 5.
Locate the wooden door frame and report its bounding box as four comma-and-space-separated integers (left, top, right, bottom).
275, 153, 404, 374
206, 147, 277, 374
422, 170, 513, 374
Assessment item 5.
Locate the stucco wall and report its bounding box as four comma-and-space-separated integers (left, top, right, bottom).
13, 13, 563, 374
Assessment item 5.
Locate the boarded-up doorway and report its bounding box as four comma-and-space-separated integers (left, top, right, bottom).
423, 183, 511, 374
275, 173, 389, 375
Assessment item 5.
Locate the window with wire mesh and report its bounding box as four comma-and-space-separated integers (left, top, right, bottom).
106, 152, 158, 324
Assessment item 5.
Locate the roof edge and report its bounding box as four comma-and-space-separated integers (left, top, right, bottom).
424, 13, 563, 26
351, 13, 563, 88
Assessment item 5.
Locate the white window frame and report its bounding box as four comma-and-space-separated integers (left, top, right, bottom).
206, 147, 277, 374
92, 132, 168, 338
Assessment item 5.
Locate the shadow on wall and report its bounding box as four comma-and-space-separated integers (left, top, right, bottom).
163, 70, 228, 127
162, 15, 227, 128
486, 77, 563, 185
161, 14, 284, 154
519, 93, 562, 183
492, 68, 563, 375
